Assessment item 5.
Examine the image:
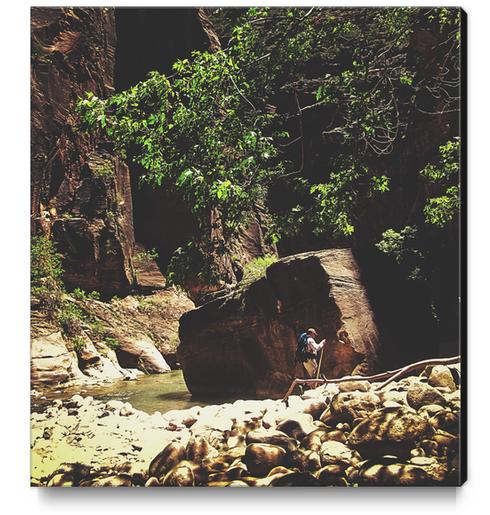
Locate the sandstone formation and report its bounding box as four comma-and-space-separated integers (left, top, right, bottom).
31, 7, 135, 295
31, 362, 461, 486
31, 286, 194, 389
31, 332, 85, 386
179, 249, 380, 397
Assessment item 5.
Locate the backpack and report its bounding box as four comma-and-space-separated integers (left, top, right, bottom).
295, 332, 310, 363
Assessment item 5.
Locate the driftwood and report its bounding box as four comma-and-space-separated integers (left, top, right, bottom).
282, 355, 460, 400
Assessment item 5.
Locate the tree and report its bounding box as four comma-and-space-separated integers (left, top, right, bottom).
77, 7, 461, 293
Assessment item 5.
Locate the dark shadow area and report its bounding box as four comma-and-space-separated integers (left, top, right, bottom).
115, 7, 207, 91
114, 8, 206, 272
355, 244, 460, 370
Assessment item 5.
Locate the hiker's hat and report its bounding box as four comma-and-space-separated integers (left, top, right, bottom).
307, 328, 318, 336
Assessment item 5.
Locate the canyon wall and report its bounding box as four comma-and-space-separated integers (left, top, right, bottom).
31, 7, 135, 295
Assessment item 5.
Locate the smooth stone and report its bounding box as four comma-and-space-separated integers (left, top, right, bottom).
242, 443, 287, 477
162, 461, 197, 486
428, 366, 457, 392
349, 407, 433, 458
319, 440, 360, 466
276, 413, 317, 440
245, 428, 297, 453
406, 382, 446, 410
148, 442, 186, 478
358, 463, 429, 486
90, 474, 133, 487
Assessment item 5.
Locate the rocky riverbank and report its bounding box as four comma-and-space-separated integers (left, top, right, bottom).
31, 286, 194, 391
31, 362, 461, 487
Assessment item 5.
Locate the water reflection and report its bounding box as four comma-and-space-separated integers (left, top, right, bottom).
32, 370, 207, 415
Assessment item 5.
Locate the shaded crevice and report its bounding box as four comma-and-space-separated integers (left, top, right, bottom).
114, 8, 206, 273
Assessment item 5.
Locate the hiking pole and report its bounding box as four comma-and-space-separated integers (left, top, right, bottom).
316, 346, 325, 379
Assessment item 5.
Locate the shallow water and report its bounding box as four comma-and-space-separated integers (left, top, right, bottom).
32, 370, 233, 415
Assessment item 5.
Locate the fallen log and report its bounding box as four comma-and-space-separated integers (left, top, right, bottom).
373, 355, 460, 391
282, 355, 460, 400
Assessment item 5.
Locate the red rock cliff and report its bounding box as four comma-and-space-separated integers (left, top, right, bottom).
31, 7, 135, 295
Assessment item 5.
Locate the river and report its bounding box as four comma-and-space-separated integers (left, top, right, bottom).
31, 370, 243, 415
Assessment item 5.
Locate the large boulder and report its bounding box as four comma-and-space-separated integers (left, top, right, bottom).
406, 382, 447, 410
115, 334, 171, 374
348, 407, 433, 458
179, 249, 380, 397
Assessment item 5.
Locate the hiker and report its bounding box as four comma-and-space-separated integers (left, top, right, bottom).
296, 328, 326, 378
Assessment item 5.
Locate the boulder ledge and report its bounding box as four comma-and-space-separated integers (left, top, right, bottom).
179, 249, 380, 397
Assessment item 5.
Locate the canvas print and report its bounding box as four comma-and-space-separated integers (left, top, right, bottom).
31, 6, 464, 487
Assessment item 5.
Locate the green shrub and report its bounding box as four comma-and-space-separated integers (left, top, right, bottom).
72, 287, 101, 301
71, 336, 86, 353
88, 319, 106, 339
133, 248, 159, 266
31, 236, 64, 318
57, 301, 85, 337
31, 236, 63, 285
241, 254, 278, 285
103, 337, 120, 351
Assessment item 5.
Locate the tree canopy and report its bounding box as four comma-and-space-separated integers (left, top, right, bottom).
77, 7, 461, 294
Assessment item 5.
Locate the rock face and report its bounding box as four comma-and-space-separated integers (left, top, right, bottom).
31, 332, 84, 386
179, 249, 380, 397
31, 329, 133, 388
31, 7, 135, 295
31, 286, 194, 389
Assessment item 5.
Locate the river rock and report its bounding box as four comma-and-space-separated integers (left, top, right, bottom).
326, 391, 381, 424
428, 365, 457, 392
179, 249, 380, 397
319, 440, 360, 466
406, 382, 447, 410
349, 407, 433, 458
90, 474, 133, 487
119, 403, 134, 417
162, 461, 197, 486
268, 471, 323, 486
302, 399, 328, 420
358, 463, 429, 486
287, 449, 321, 472
338, 381, 371, 393
105, 400, 125, 412
191, 412, 234, 435
316, 465, 350, 485
245, 428, 297, 453
379, 389, 407, 405
47, 473, 75, 487
276, 413, 317, 440
145, 477, 160, 487
186, 436, 218, 464
148, 442, 187, 478
428, 411, 459, 435
300, 429, 331, 452
322, 430, 347, 443
243, 443, 287, 477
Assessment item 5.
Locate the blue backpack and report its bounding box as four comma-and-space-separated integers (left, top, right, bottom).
295, 332, 309, 363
